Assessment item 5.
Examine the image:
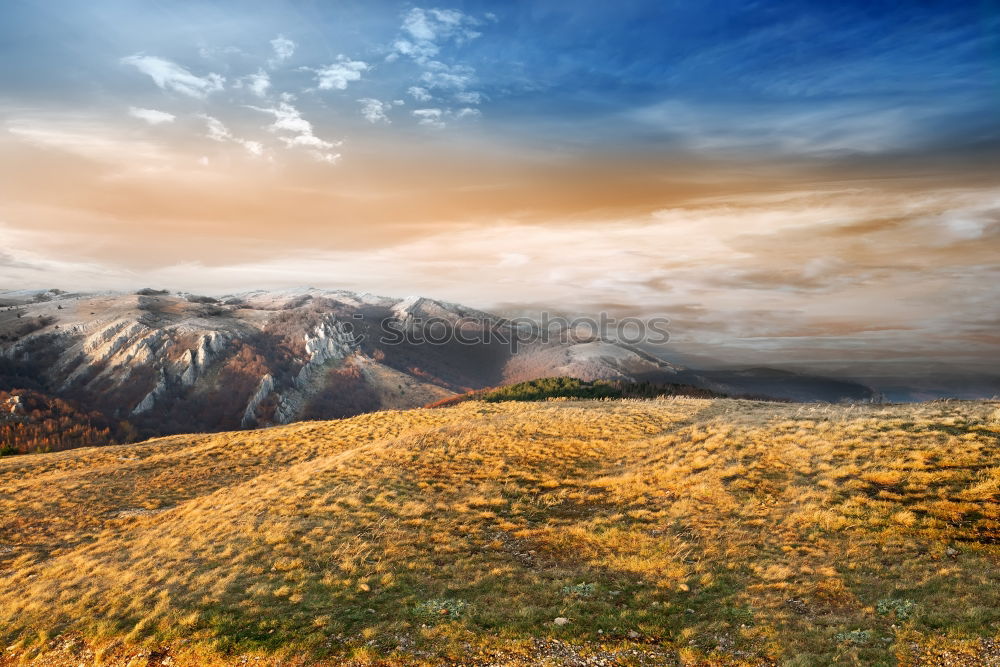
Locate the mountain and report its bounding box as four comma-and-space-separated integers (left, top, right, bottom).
688, 367, 880, 403
0, 288, 696, 438
0, 288, 878, 442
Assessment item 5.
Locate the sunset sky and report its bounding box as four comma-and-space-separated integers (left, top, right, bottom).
2, 0, 998, 374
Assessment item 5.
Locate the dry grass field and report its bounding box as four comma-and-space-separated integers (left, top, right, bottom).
1, 397, 999, 665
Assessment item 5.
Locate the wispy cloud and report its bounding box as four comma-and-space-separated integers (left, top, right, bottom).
412, 108, 445, 128
7, 116, 169, 163
388, 7, 487, 119
235, 69, 270, 97
411, 106, 479, 128
390, 8, 482, 65
313, 56, 369, 90
358, 98, 397, 124
127, 107, 175, 125
121, 54, 224, 99
268, 34, 296, 67
199, 114, 264, 156
247, 101, 340, 163
408, 86, 432, 102
419, 61, 474, 91
628, 98, 939, 156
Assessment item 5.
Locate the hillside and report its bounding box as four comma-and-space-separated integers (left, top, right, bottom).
1, 398, 998, 665
0, 389, 137, 455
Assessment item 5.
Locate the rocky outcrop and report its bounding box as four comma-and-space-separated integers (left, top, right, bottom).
177, 331, 229, 387
131, 371, 167, 415
294, 316, 356, 388
241, 374, 275, 427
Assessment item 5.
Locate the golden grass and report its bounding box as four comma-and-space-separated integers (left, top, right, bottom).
0, 398, 998, 665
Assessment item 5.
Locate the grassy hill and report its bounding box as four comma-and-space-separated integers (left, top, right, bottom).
1, 398, 998, 665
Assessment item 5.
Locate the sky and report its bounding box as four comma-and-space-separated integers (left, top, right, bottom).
1, 0, 999, 375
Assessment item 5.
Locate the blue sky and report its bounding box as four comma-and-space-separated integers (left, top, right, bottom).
3, 0, 997, 155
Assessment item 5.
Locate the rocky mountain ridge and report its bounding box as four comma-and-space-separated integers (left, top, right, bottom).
1, 288, 705, 437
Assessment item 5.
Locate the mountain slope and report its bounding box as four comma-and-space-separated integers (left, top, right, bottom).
0, 289, 687, 438
1, 398, 998, 665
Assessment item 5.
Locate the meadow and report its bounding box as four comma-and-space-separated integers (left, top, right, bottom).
0, 397, 998, 665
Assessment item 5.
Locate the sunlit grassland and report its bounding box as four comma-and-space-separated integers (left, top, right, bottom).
1, 398, 998, 665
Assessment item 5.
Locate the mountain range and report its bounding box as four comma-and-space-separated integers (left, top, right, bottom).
0, 288, 877, 442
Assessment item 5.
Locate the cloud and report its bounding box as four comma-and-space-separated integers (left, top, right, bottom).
7, 116, 169, 163
0, 249, 45, 271
358, 98, 393, 124
121, 54, 224, 99
199, 115, 264, 156
408, 86, 432, 102
127, 107, 175, 125
386, 9, 487, 124
247, 102, 340, 163
411, 107, 480, 128
452, 107, 481, 120
391, 8, 482, 64
250, 102, 320, 139
628, 98, 945, 156
412, 108, 445, 128
419, 61, 474, 90
454, 91, 483, 105
314, 56, 369, 90
269, 34, 296, 67
235, 69, 270, 97
198, 44, 246, 60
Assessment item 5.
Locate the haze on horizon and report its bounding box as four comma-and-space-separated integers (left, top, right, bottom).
1, 0, 998, 377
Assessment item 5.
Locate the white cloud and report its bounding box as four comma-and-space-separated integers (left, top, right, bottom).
401, 8, 481, 49
420, 61, 474, 90
128, 107, 176, 125
389, 8, 483, 65
250, 102, 318, 139
199, 115, 264, 156
454, 91, 483, 105
629, 99, 934, 156
269, 34, 296, 67
236, 69, 271, 97
313, 151, 341, 164
247, 102, 341, 164
202, 115, 230, 142
412, 108, 445, 128
7, 117, 169, 163
453, 107, 481, 120
390, 38, 438, 63
242, 140, 264, 156
388, 8, 488, 124
358, 98, 394, 124
314, 56, 369, 90
198, 44, 245, 60
408, 86, 432, 102
121, 54, 224, 99
410, 106, 481, 129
